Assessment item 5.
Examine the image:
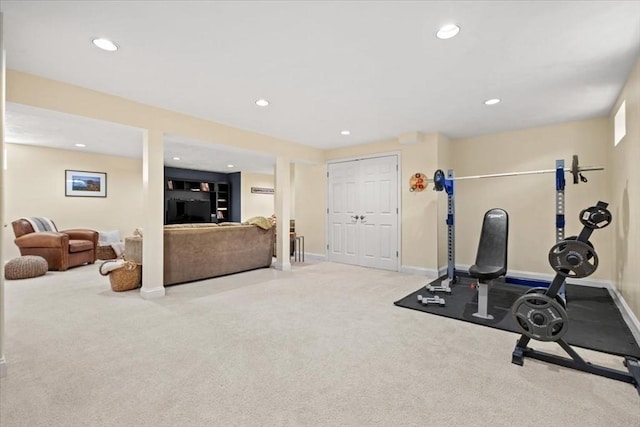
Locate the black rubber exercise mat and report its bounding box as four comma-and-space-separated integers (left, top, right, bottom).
394, 276, 640, 358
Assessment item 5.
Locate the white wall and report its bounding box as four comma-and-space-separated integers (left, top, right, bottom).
294, 163, 326, 256
3, 144, 144, 259
451, 117, 611, 280
610, 56, 640, 316
240, 172, 274, 221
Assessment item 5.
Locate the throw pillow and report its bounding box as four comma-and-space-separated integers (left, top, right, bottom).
99, 230, 121, 244
111, 242, 125, 257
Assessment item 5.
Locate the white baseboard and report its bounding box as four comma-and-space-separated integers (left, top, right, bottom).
507, 268, 613, 289
399, 265, 439, 278
608, 287, 640, 347
304, 253, 327, 261
449, 264, 612, 289
273, 261, 292, 271
139, 286, 166, 299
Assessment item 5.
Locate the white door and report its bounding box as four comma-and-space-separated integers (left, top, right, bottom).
328, 155, 398, 271
327, 161, 359, 265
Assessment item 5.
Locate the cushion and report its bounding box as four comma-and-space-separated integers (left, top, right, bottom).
99, 230, 121, 244
111, 242, 125, 257
69, 240, 94, 253
164, 223, 219, 230
243, 216, 273, 230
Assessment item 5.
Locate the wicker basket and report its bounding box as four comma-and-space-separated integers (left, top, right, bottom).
100, 260, 141, 292
97, 244, 117, 260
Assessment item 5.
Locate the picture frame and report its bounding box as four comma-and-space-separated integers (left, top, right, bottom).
65, 170, 107, 197
250, 186, 274, 195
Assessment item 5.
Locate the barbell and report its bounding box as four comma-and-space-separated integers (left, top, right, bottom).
429, 155, 603, 191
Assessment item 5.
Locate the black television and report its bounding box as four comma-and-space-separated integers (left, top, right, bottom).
166, 199, 212, 224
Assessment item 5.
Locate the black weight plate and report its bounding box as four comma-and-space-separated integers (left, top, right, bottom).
564, 236, 594, 260
525, 287, 566, 308
571, 155, 579, 184
548, 239, 598, 278
433, 169, 445, 192
579, 206, 612, 229
511, 293, 569, 342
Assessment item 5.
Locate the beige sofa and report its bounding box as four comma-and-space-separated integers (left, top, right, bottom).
129, 223, 274, 286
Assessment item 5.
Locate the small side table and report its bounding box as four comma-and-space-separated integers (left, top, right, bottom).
124, 236, 143, 263
293, 236, 305, 262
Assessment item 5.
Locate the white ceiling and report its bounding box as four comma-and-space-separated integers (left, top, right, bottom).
2, 1, 640, 172
5, 102, 277, 174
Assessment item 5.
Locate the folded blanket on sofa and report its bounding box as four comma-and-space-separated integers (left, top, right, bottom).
242, 216, 273, 230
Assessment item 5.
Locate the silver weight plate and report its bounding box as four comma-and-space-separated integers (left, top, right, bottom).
512, 293, 569, 342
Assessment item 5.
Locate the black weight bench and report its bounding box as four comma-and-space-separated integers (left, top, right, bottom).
469, 208, 509, 320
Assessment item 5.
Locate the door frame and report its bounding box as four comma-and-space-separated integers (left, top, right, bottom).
325, 151, 402, 270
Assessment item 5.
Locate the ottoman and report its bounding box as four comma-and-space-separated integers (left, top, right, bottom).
5, 256, 49, 280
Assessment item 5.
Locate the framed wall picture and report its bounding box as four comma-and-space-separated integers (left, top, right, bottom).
65, 170, 107, 197
250, 186, 274, 194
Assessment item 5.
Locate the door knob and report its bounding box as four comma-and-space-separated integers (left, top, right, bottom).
359, 215, 366, 223
351, 215, 359, 222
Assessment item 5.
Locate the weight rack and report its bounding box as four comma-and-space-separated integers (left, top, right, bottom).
425, 155, 601, 300
511, 201, 640, 395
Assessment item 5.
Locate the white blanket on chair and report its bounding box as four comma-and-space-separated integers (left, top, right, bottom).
22, 217, 58, 232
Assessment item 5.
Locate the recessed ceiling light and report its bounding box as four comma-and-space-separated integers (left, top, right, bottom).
172, 157, 181, 160
92, 38, 118, 52
484, 98, 501, 106
227, 164, 234, 168
255, 99, 269, 107
340, 130, 351, 136
436, 24, 460, 40
75, 143, 86, 148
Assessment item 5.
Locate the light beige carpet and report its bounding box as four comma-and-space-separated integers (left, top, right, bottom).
1, 261, 638, 426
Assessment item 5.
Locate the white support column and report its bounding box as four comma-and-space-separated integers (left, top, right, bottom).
274, 156, 291, 271
140, 129, 166, 299
0, 12, 7, 377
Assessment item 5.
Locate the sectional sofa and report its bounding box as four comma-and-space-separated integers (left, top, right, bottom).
126, 223, 275, 286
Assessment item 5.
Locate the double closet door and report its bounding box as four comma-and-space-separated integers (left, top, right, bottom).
327, 155, 399, 271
